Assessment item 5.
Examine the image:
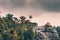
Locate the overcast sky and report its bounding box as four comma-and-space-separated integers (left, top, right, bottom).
0, 0, 60, 26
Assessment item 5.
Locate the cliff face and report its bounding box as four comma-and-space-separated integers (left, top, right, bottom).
35, 27, 59, 40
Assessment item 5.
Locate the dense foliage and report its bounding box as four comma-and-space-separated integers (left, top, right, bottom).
0, 14, 60, 40
0, 14, 36, 40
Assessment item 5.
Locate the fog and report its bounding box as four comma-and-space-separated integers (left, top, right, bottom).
0, 0, 60, 26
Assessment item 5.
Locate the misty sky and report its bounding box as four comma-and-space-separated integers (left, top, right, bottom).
0, 0, 60, 26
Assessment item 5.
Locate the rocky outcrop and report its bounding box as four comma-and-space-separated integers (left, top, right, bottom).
35, 27, 59, 40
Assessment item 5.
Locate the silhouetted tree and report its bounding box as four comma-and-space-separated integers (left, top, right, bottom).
29, 15, 32, 19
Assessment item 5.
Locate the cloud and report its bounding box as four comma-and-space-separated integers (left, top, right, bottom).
0, 0, 60, 12
0, 0, 25, 9
35, 0, 60, 11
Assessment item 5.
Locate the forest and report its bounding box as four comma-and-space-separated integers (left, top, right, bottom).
0, 14, 37, 40
0, 14, 60, 40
